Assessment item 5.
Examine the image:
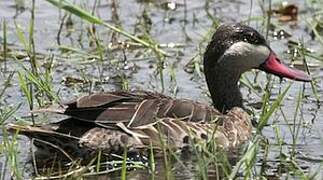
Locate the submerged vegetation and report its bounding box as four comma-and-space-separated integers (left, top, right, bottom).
0, 0, 322, 179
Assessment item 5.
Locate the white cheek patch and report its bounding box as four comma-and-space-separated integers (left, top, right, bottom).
218, 42, 270, 70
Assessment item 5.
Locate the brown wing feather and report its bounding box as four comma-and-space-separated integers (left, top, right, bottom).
35, 91, 222, 127
127, 99, 160, 127
68, 93, 131, 108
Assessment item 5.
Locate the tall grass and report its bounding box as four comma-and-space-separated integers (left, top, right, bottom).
0, 75, 22, 180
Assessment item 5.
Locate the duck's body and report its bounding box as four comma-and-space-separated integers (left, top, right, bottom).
11, 91, 251, 160
8, 23, 311, 162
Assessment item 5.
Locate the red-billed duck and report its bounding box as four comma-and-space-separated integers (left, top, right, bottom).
8, 23, 311, 162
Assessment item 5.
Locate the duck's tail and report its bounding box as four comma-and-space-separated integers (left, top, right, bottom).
6, 120, 145, 161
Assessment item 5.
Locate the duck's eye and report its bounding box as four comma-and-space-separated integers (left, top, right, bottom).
247, 33, 258, 43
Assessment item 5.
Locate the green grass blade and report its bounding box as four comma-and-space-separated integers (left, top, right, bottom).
229, 137, 259, 179
45, 0, 168, 56
121, 148, 127, 180
96, 150, 102, 172
149, 143, 155, 180
17, 72, 33, 107
15, 22, 29, 53
3, 20, 7, 63
45, 0, 103, 24
257, 83, 291, 132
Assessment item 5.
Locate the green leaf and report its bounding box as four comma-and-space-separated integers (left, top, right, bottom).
45, 0, 103, 24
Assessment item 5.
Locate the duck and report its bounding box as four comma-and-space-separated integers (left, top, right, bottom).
8, 23, 311, 162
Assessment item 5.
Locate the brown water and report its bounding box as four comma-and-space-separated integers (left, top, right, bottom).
0, 0, 322, 179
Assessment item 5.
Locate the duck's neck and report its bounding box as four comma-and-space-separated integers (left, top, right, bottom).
205, 67, 243, 113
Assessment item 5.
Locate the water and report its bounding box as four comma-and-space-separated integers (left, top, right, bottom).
0, 0, 322, 179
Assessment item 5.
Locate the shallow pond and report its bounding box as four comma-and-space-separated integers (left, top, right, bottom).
0, 0, 322, 179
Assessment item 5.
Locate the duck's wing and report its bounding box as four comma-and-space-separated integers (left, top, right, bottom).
35, 91, 222, 128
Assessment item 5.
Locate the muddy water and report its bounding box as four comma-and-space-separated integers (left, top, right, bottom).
0, 0, 322, 179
